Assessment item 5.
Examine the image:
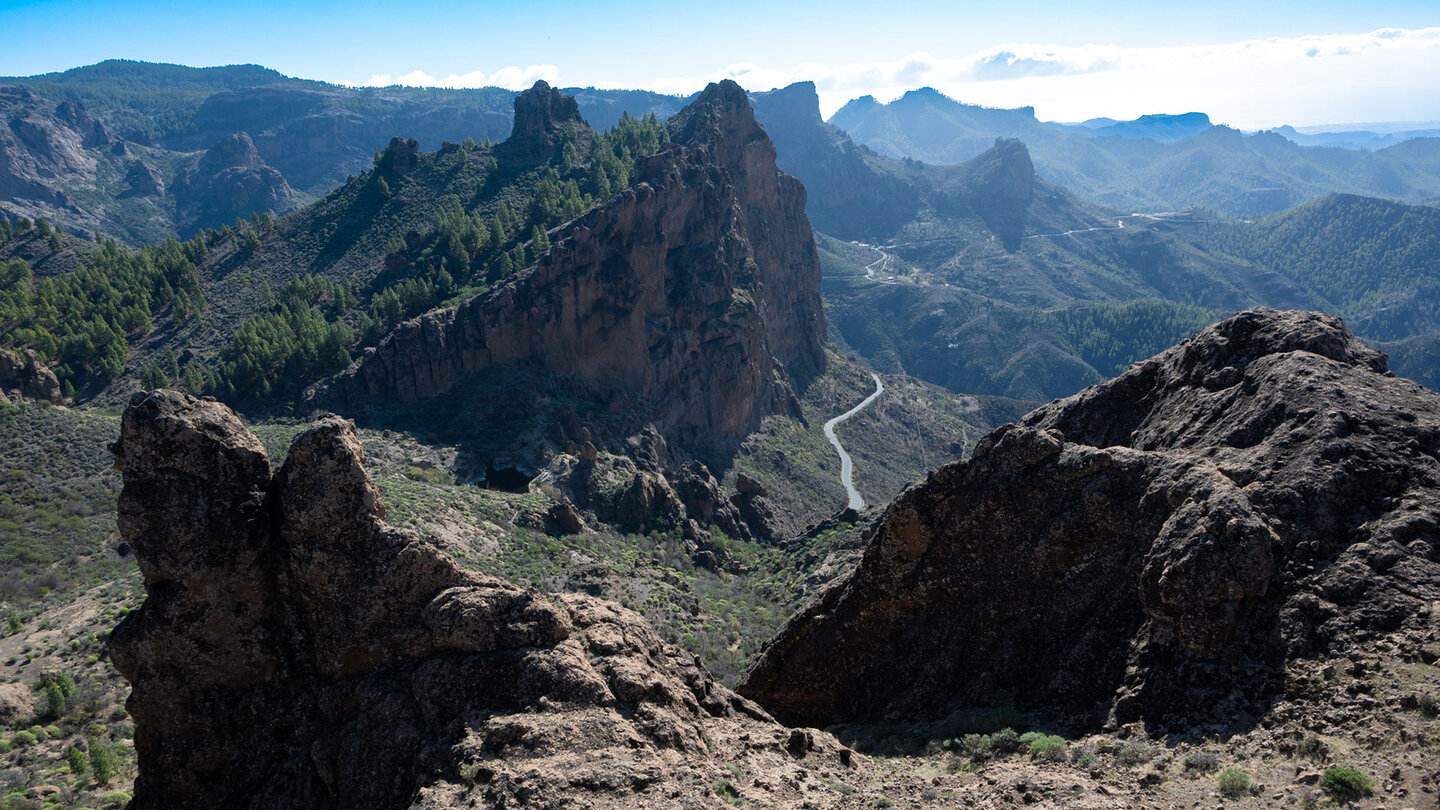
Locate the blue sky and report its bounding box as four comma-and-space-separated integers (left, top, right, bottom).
2, 0, 1438, 127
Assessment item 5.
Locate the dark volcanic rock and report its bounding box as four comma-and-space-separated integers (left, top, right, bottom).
311, 81, 825, 450
181, 132, 294, 230
505, 80, 585, 158
740, 308, 1440, 732
750, 81, 920, 240
109, 390, 853, 810
0, 348, 63, 404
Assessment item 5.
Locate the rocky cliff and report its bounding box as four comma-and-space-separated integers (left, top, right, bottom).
108, 390, 858, 810
749, 82, 919, 240
0, 85, 101, 217
177, 131, 294, 231
311, 80, 826, 449
0, 348, 63, 404
740, 308, 1440, 732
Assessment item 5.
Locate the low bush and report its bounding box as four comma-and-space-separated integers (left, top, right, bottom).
1183, 751, 1218, 773
989, 727, 1023, 755
1318, 767, 1373, 802
1217, 766, 1250, 798
1026, 733, 1066, 763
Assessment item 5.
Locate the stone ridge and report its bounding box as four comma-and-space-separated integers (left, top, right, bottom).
739, 308, 1440, 732
309, 82, 825, 449
108, 390, 855, 810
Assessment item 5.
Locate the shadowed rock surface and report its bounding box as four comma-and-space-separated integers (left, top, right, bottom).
178, 131, 294, 231
108, 390, 859, 810
740, 308, 1440, 733
310, 80, 825, 449
0, 347, 63, 404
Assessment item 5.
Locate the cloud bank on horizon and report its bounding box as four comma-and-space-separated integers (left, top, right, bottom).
345, 27, 1440, 129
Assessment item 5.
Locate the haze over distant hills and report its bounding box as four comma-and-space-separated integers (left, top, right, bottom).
5, 61, 1440, 244
2, 53, 1440, 809
828, 86, 1440, 217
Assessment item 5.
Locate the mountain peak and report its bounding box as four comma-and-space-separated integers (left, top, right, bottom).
507, 79, 587, 156
667, 79, 768, 163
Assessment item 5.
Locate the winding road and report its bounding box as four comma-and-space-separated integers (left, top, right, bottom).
824, 372, 885, 511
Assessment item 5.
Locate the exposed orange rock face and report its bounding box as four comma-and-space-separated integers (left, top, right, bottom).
310, 81, 825, 448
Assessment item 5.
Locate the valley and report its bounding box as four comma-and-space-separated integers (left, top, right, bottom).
0, 51, 1437, 810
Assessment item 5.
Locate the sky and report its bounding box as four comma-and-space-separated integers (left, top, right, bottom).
1, 0, 1438, 128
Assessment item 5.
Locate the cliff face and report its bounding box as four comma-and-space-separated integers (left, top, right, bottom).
0, 348, 63, 404
749, 81, 920, 240
178, 131, 294, 231
108, 390, 855, 810
0, 85, 102, 214
312, 80, 825, 447
740, 308, 1440, 731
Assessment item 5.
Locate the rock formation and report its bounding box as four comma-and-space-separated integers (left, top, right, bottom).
503, 79, 584, 158
749, 81, 920, 240
0, 84, 96, 212
0, 348, 63, 404
740, 308, 1440, 733
311, 80, 826, 450
109, 390, 856, 809
179, 132, 294, 231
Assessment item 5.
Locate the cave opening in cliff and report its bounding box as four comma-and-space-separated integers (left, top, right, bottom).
483, 463, 535, 493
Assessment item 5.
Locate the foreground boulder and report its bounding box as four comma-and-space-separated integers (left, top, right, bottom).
740, 308, 1440, 733
109, 391, 853, 809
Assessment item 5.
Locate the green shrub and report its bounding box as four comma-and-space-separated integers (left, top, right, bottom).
1217, 766, 1250, 798
960, 733, 992, 761
989, 727, 1023, 755
1027, 733, 1066, 762
1319, 767, 1373, 801
11, 730, 36, 746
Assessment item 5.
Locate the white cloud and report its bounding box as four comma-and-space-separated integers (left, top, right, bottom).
342, 64, 560, 91
639, 27, 1440, 128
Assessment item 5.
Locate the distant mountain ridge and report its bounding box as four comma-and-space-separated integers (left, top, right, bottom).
0, 60, 687, 243
827, 86, 1440, 217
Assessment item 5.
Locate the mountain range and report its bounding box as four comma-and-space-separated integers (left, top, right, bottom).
0, 59, 1438, 810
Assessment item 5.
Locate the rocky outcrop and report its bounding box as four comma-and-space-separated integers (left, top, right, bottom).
0, 84, 96, 211
0, 348, 63, 404
179, 132, 294, 231
740, 308, 1440, 732
935, 137, 1035, 250
749, 81, 920, 240
109, 390, 856, 809
311, 81, 826, 450
122, 160, 165, 197
503, 80, 584, 159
